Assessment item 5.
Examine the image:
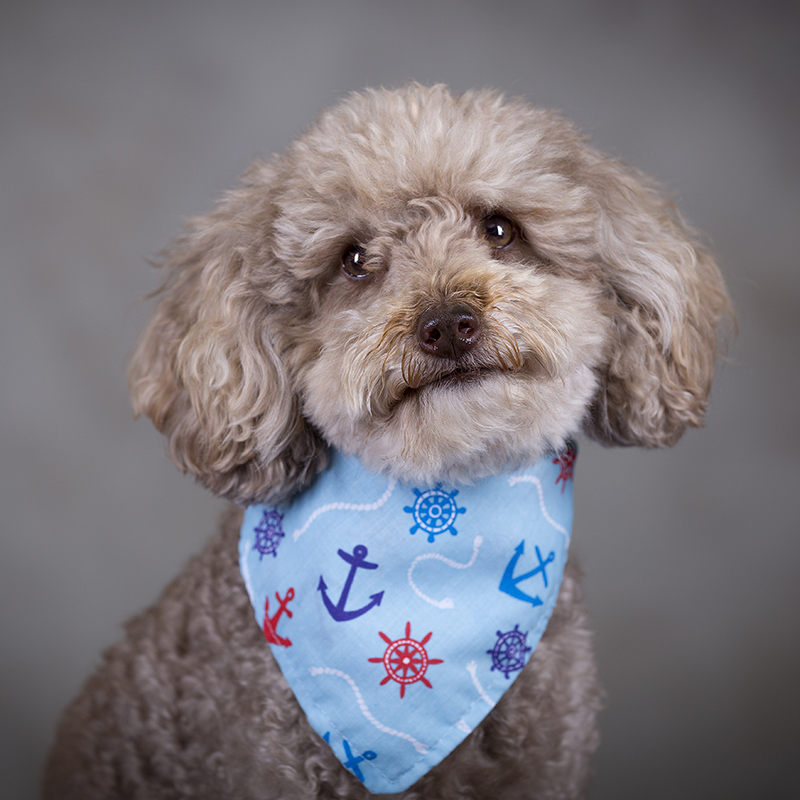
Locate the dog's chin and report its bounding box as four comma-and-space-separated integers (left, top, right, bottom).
301, 340, 599, 485
313, 365, 591, 485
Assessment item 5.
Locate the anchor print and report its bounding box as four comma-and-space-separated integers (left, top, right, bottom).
323, 732, 377, 782
262, 587, 295, 647
318, 544, 385, 622
498, 541, 555, 606
553, 441, 577, 492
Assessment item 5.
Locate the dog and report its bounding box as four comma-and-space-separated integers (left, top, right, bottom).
44, 84, 730, 799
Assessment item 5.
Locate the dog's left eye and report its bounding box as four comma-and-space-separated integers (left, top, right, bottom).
479, 215, 516, 249
341, 245, 371, 280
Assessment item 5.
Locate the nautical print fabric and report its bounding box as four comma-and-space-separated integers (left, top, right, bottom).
239, 445, 577, 794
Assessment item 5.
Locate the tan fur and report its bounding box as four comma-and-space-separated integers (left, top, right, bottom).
46, 84, 730, 799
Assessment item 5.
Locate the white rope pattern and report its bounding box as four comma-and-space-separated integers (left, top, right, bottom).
507, 475, 569, 539
465, 661, 495, 708
406, 536, 483, 608
293, 478, 397, 541
308, 666, 429, 753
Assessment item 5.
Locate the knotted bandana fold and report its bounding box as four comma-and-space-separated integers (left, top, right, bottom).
239, 444, 576, 793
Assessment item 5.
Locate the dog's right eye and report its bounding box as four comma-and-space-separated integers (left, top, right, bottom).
479, 215, 516, 249
341, 245, 370, 280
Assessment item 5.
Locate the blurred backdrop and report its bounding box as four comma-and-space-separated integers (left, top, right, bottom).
2, 1, 798, 798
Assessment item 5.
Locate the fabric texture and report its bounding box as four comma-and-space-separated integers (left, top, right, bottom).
239, 445, 576, 793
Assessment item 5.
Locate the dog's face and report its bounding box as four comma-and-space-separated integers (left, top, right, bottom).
293, 195, 607, 484
130, 85, 729, 503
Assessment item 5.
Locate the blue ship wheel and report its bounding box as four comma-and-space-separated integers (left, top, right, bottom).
254, 508, 285, 558
487, 625, 532, 679
405, 487, 465, 542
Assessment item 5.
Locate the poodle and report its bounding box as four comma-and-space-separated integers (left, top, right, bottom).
44, 84, 730, 799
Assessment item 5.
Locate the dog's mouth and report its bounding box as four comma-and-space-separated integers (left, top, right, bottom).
401, 364, 499, 397
381, 325, 537, 410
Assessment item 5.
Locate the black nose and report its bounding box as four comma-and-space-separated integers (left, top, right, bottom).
416, 303, 482, 359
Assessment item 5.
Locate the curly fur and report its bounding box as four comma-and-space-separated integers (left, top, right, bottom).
45, 84, 730, 799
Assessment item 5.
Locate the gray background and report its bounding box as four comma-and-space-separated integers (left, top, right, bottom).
2, 1, 798, 798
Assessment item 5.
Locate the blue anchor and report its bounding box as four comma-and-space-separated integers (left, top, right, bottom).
342, 738, 377, 781
323, 732, 377, 781
498, 540, 555, 606
318, 544, 385, 622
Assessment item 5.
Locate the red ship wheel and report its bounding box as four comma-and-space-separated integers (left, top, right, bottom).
368, 621, 443, 698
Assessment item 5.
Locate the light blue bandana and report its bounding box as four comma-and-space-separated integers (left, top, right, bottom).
239, 444, 577, 794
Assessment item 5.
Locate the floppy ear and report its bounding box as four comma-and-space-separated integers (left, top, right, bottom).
584, 157, 732, 448
129, 164, 326, 504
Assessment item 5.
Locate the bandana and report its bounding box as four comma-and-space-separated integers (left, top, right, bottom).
239, 444, 576, 794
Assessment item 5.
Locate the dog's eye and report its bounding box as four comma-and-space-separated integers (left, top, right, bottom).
341, 245, 370, 280
479, 215, 516, 249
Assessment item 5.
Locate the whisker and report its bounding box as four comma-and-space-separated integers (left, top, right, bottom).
488, 319, 523, 371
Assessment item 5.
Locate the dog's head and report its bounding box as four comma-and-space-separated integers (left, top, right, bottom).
130, 84, 730, 504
